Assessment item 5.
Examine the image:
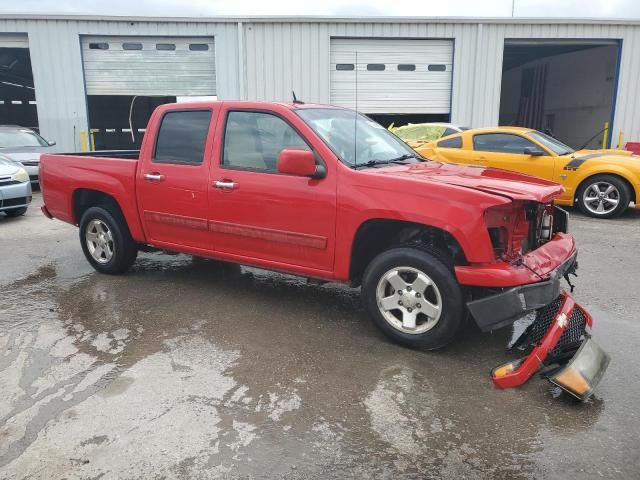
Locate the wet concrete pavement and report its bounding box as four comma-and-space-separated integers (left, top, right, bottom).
1, 194, 639, 479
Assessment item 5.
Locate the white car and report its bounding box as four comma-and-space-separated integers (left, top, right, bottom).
0, 125, 57, 186
390, 122, 470, 144
0, 155, 32, 217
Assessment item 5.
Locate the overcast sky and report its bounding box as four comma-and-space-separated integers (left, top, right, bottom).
1, 0, 639, 18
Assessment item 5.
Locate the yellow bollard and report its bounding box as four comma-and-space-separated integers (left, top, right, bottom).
602, 122, 609, 150
79, 130, 88, 152
89, 129, 98, 151
617, 131, 624, 149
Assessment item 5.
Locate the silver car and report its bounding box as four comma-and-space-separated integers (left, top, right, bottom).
0, 125, 57, 186
0, 155, 32, 217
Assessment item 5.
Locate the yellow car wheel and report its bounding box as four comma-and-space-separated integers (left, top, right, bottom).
577, 174, 631, 219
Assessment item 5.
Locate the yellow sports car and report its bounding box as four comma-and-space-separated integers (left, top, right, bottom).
410, 127, 640, 218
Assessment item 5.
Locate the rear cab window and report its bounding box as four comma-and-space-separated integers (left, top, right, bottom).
153, 110, 212, 165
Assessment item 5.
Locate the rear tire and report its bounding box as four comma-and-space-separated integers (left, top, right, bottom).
4, 206, 28, 217
361, 247, 464, 350
79, 205, 138, 274
577, 174, 630, 218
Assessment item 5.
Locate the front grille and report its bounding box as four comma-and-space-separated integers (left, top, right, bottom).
511, 295, 587, 357
1, 196, 28, 208
21, 161, 39, 166
0, 179, 20, 186
29, 175, 39, 181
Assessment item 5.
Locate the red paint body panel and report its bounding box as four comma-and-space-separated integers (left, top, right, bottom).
277, 149, 317, 177
40, 100, 576, 288
137, 104, 219, 250
455, 233, 576, 287
40, 154, 146, 241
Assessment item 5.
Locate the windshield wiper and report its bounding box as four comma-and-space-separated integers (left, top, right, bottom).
354, 153, 418, 169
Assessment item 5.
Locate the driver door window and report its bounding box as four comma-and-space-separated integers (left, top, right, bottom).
222, 111, 310, 172
473, 133, 541, 154
472, 133, 554, 180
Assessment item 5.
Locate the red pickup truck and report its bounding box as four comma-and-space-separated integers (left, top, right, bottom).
41, 101, 608, 397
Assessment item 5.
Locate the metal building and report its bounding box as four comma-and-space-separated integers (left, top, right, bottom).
1, 14, 640, 151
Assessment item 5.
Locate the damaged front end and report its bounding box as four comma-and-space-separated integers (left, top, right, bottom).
457, 200, 609, 400
491, 292, 610, 400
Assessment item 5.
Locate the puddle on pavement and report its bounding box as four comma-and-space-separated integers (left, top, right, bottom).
0, 254, 611, 478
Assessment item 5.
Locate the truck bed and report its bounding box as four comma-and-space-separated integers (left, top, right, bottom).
40, 151, 144, 240
57, 150, 140, 160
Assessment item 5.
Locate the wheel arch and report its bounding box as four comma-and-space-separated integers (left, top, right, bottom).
72, 188, 146, 242
575, 171, 636, 204
348, 218, 468, 286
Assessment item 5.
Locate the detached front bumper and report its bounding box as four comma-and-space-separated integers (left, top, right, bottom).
458, 233, 578, 332
491, 292, 610, 400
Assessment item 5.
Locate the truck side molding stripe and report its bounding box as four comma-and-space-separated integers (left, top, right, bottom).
143, 211, 208, 231
208, 220, 328, 250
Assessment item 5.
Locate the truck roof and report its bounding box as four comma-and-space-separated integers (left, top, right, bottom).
169, 100, 344, 111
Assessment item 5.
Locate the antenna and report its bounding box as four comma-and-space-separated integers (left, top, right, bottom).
292, 91, 304, 104
353, 51, 358, 167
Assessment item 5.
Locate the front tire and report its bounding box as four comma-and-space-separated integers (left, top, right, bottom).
361, 247, 464, 350
577, 174, 630, 218
79, 206, 138, 274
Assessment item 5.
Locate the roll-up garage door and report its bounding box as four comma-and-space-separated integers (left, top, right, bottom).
81, 36, 216, 96
0, 33, 29, 48
330, 38, 453, 114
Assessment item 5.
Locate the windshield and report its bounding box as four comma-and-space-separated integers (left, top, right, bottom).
0, 129, 49, 148
528, 131, 574, 156
296, 108, 419, 167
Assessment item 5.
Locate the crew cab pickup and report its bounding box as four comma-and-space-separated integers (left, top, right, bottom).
41, 102, 608, 397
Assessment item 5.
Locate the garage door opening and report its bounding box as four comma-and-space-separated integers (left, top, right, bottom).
81, 36, 216, 150
367, 113, 450, 129
87, 95, 175, 150
499, 40, 621, 149
0, 35, 37, 130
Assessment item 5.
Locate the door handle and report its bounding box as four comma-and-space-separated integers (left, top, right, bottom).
143, 173, 165, 182
214, 180, 238, 190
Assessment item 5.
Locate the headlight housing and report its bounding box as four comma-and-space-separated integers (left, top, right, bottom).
12, 167, 29, 183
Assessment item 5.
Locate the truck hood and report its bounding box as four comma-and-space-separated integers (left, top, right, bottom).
369, 161, 564, 203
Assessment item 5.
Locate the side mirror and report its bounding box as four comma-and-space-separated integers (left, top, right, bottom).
48, 140, 56, 146
277, 149, 324, 178
523, 147, 544, 156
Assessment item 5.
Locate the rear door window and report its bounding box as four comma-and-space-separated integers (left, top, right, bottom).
154, 110, 212, 165
438, 136, 462, 149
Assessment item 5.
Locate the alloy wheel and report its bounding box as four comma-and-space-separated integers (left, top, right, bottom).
85, 219, 115, 264
582, 181, 620, 215
375, 266, 442, 334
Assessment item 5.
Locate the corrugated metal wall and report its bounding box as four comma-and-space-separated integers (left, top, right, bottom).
0, 18, 240, 150
1, 16, 640, 150
242, 20, 640, 145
